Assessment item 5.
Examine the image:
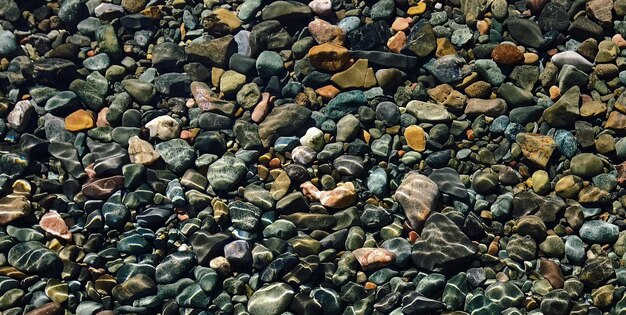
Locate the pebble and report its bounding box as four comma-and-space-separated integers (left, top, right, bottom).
0, 0, 625, 313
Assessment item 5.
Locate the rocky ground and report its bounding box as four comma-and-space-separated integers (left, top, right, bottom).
0, 0, 626, 314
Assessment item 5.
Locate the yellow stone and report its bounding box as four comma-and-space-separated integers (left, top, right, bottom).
214, 8, 242, 30
436, 38, 457, 57
211, 67, 224, 87
580, 101, 607, 117
65, 109, 95, 132
331, 59, 366, 88
140, 6, 162, 19
407, 2, 427, 15
404, 125, 426, 152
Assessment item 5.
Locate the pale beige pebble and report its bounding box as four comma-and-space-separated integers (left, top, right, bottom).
394, 171, 439, 231
309, 0, 332, 15
40, 210, 72, 240
128, 136, 160, 165
251, 92, 271, 123
524, 53, 539, 64
301, 181, 357, 208
7, 100, 33, 132
96, 108, 110, 127
145, 115, 180, 140
476, 20, 489, 35
352, 248, 396, 270
613, 34, 626, 48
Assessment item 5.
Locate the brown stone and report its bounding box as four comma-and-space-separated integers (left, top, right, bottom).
331, 59, 376, 89
491, 44, 524, 65
315, 85, 340, 100
580, 100, 606, 117
427, 84, 467, 111
128, 136, 160, 165
352, 248, 395, 271
308, 43, 350, 71
0, 193, 31, 225
40, 210, 72, 240
308, 18, 345, 45
515, 133, 556, 168
586, 0, 613, 26
394, 171, 440, 231
82, 176, 124, 199
606, 111, 626, 130
25, 302, 63, 315
464, 81, 491, 98
539, 259, 564, 289
301, 181, 357, 209
465, 98, 507, 116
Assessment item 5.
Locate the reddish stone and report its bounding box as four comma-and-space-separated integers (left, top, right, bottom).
491, 44, 524, 65
352, 248, 395, 270
82, 176, 124, 199
40, 210, 72, 240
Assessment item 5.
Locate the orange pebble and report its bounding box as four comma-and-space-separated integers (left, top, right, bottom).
315, 85, 340, 100
387, 31, 406, 53
269, 158, 282, 169
87, 50, 95, 57
391, 18, 409, 32
466, 129, 475, 140
549, 86, 560, 100
408, 231, 418, 243
364, 282, 377, 290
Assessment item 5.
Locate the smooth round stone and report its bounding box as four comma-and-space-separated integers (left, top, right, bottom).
376, 101, 400, 126
564, 235, 585, 264
121, 79, 156, 104
8, 241, 61, 273
206, 155, 247, 191
44, 91, 79, 113
83, 53, 110, 71
248, 283, 295, 315
579, 220, 619, 243
540, 289, 571, 315
0, 31, 17, 57
229, 200, 262, 230
570, 153, 603, 178
256, 51, 284, 79
176, 283, 210, 308
154, 139, 196, 173
155, 251, 196, 284
485, 281, 524, 308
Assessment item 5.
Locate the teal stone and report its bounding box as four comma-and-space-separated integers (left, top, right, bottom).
326, 90, 367, 120
44, 90, 79, 113
474, 59, 505, 86
82, 53, 110, 71
367, 167, 388, 196
370, 0, 395, 20
229, 200, 262, 230
176, 283, 210, 308
554, 129, 577, 158
8, 241, 61, 273
416, 273, 446, 297
248, 282, 295, 315
207, 154, 247, 191
256, 50, 284, 78
485, 281, 524, 308
467, 294, 502, 315
194, 266, 218, 292
116, 233, 151, 255
442, 273, 468, 311
155, 139, 196, 174
102, 191, 130, 229
155, 251, 196, 284
579, 220, 619, 243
